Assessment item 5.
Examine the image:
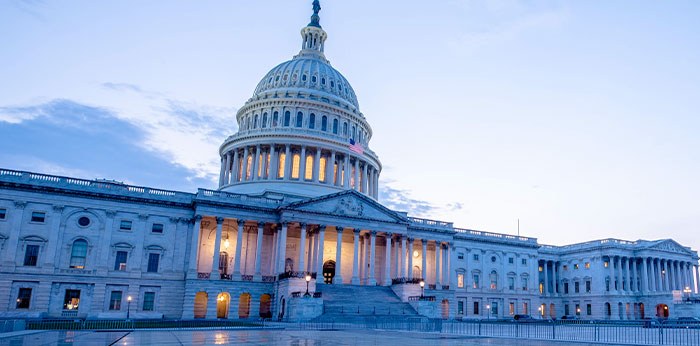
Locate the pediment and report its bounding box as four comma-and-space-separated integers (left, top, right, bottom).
283, 190, 407, 223
646, 239, 693, 255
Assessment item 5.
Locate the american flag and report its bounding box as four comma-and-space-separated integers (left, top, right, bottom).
349, 138, 364, 154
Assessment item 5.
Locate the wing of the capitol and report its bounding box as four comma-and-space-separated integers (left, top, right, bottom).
0, 1, 698, 322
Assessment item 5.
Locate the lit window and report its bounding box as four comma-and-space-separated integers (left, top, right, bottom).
333, 162, 338, 185
114, 251, 128, 271
151, 223, 164, 233
265, 152, 271, 177
147, 254, 160, 273
278, 153, 286, 178
538, 266, 543, 272
246, 155, 253, 179
16, 288, 32, 309
489, 271, 498, 289
69, 239, 88, 269
604, 261, 609, 268
109, 291, 122, 310
509, 302, 515, 315
291, 153, 301, 179
574, 264, 579, 270
305, 154, 313, 180
63, 290, 80, 310
143, 292, 156, 311
120, 220, 132, 231
473, 274, 480, 289
585, 262, 590, 269
0, 208, 6, 220
23, 245, 39, 266
258, 153, 263, 177
319, 157, 327, 182
30, 212, 45, 223
457, 274, 464, 288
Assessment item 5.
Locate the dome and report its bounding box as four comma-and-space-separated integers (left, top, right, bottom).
252, 56, 360, 110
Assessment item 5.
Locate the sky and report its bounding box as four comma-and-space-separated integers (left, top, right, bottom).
1, 0, 699, 253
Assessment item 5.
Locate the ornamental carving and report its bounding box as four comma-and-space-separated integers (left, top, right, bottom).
332, 197, 363, 217
654, 241, 687, 254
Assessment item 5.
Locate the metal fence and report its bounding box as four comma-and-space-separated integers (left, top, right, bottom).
24, 319, 268, 331
0, 320, 26, 333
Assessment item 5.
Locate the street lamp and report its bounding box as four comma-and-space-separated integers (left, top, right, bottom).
127, 296, 132, 320
576, 307, 581, 316
420, 280, 425, 298
304, 274, 312, 297
684, 286, 692, 301
486, 304, 490, 320
538, 306, 543, 318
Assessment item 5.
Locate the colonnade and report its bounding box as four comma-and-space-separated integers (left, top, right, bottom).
218, 144, 379, 198
607, 256, 699, 294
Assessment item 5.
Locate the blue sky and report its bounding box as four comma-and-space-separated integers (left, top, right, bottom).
1, 0, 699, 252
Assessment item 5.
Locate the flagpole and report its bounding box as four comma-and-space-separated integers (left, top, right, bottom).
517, 218, 520, 236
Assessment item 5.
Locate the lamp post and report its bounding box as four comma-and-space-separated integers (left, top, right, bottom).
304, 274, 312, 297
486, 304, 490, 320
538, 306, 542, 319
684, 286, 692, 301
420, 280, 425, 298
127, 296, 132, 320
576, 307, 581, 317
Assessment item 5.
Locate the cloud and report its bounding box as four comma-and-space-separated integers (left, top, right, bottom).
101, 82, 143, 93
379, 181, 466, 218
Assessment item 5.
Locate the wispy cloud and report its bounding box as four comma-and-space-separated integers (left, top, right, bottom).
379, 181, 466, 218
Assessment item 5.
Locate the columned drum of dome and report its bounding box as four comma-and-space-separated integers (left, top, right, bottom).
218, 1, 381, 199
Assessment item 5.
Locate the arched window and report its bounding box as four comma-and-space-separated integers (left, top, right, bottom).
319, 156, 327, 182
70, 239, 88, 269
291, 153, 301, 179
309, 113, 315, 129
332, 119, 338, 134
284, 111, 291, 127
246, 154, 253, 180
305, 154, 313, 180
489, 270, 498, 289
253, 115, 259, 129
296, 112, 303, 127
343, 122, 348, 136
351, 126, 356, 140
272, 111, 279, 127
321, 116, 327, 131
278, 152, 286, 178
262, 113, 268, 128
246, 117, 250, 130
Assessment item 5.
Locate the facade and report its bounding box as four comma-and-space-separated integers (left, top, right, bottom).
1, 1, 698, 322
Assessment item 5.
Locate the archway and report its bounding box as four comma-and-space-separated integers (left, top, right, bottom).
549, 304, 555, 318
441, 299, 450, 320
639, 303, 645, 319
323, 260, 336, 284
238, 293, 251, 318
604, 302, 611, 320
285, 258, 294, 272
216, 292, 230, 319
656, 304, 669, 318
259, 294, 272, 319
194, 292, 208, 319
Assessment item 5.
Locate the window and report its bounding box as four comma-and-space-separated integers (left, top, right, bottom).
457, 253, 464, 260
308, 113, 315, 129
522, 258, 527, 265
272, 111, 279, 127
523, 302, 529, 315
23, 245, 39, 266
539, 265, 543, 272
342, 122, 348, 135
586, 304, 592, 315
473, 254, 479, 261
606, 277, 610, 291
508, 277, 515, 290
351, 125, 356, 140
564, 282, 569, 294
16, 288, 31, 309
585, 262, 590, 269
491, 256, 497, 263
473, 274, 480, 289
574, 264, 579, 270
332, 119, 338, 134
0, 208, 6, 220
304, 154, 313, 180
312, 75, 317, 83
521, 277, 528, 291
219, 252, 228, 273
119, 220, 132, 231
147, 253, 160, 273
321, 77, 326, 85
253, 114, 258, 129
321, 116, 327, 131
295, 112, 303, 127
563, 265, 568, 271
262, 113, 268, 128
114, 251, 128, 271
143, 292, 156, 311
63, 289, 80, 310
77, 216, 90, 227
564, 304, 570, 315
151, 223, 164, 233
291, 153, 301, 179
457, 273, 464, 288
278, 152, 286, 178
109, 291, 122, 310
574, 281, 580, 293
604, 261, 609, 268
473, 302, 480, 315
69, 239, 88, 269
509, 302, 515, 315
30, 212, 45, 223
508, 257, 514, 264
575, 303, 581, 316
284, 111, 291, 126
458, 301, 464, 315
302, 74, 307, 82
489, 271, 498, 289
319, 157, 327, 182
585, 280, 591, 293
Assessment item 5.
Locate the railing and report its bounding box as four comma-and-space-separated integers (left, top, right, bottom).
0, 168, 192, 201
408, 217, 453, 229
61, 310, 78, 318
241, 275, 253, 281
26, 319, 268, 331
391, 277, 423, 285
408, 296, 436, 301
428, 284, 436, 290
322, 306, 417, 316
220, 273, 232, 280
313, 292, 322, 298
262, 275, 277, 283
540, 238, 646, 253
441, 285, 450, 290
454, 227, 537, 244
197, 272, 210, 279
0, 320, 26, 333
197, 189, 282, 206
278, 271, 317, 280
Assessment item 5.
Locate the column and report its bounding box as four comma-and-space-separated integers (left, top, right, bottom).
277, 223, 288, 273
607, 256, 615, 293
298, 223, 307, 272
384, 233, 393, 286
368, 231, 377, 285
343, 155, 350, 187
631, 258, 637, 292
219, 153, 228, 186
231, 150, 240, 183
407, 238, 414, 279
435, 242, 441, 287
449, 243, 456, 287
307, 230, 316, 273
694, 265, 699, 293
616, 257, 624, 293
313, 149, 321, 183
398, 235, 406, 278
298, 146, 306, 180
233, 220, 245, 276
270, 226, 278, 276
352, 228, 360, 285
316, 225, 326, 276
641, 258, 648, 293
327, 151, 336, 185
625, 257, 631, 292
253, 222, 264, 279
253, 145, 261, 180
362, 163, 368, 194
543, 261, 549, 296
241, 147, 249, 181
555, 261, 561, 294
650, 258, 658, 292
270, 145, 278, 179
187, 215, 202, 276
284, 145, 291, 180
421, 239, 427, 280
353, 158, 360, 190
210, 217, 224, 279
661, 260, 668, 291
334, 226, 344, 284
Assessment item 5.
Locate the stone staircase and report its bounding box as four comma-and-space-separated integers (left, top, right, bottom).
311, 284, 420, 322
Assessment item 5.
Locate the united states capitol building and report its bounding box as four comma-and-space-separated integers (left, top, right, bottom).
1, 2, 698, 322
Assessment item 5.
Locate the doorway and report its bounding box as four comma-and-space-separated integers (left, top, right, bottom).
323, 260, 336, 284
656, 304, 669, 318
